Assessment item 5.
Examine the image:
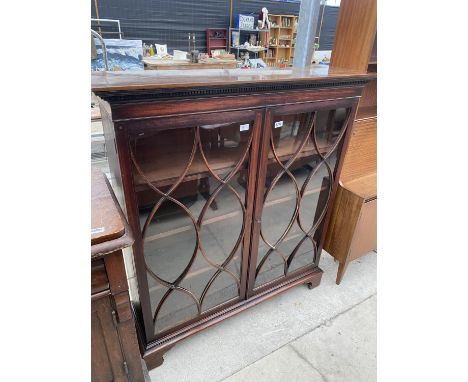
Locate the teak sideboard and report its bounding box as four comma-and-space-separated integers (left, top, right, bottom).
91, 67, 374, 369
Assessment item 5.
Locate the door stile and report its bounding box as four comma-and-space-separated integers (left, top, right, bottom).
115, 126, 156, 342
246, 109, 273, 299
239, 110, 263, 300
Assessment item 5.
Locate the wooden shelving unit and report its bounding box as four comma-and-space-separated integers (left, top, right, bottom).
133, 135, 330, 190
228, 27, 270, 59
206, 28, 228, 57
260, 14, 298, 67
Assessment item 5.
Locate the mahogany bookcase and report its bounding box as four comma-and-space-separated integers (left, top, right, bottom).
91, 66, 374, 369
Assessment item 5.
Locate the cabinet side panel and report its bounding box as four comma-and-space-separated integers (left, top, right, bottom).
323, 186, 363, 263
92, 296, 127, 382
100, 99, 139, 299
100, 100, 125, 213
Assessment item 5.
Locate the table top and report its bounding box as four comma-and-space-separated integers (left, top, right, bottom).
91, 65, 374, 93
91, 168, 134, 258
91, 168, 125, 246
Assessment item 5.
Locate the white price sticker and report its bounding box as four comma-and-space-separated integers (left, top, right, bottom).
274, 121, 283, 129
240, 124, 250, 131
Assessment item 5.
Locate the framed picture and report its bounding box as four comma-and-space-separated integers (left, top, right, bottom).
155, 44, 168, 56
91, 39, 143, 71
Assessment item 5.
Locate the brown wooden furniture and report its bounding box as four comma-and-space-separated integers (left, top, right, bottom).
329, 0, 377, 73
323, 115, 376, 284
91, 167, 146, 382
206, 28, 228, 56
91, 66, 374, 370
325, 0, 377, 284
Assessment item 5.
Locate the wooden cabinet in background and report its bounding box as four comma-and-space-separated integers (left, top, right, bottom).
206, 28, 228, 56
325, 0, 377, 284
91, 168, 146, 382
324, 116, 377, 284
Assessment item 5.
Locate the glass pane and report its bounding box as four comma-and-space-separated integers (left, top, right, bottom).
131, 119, 253, 336
255, 107, 349, 288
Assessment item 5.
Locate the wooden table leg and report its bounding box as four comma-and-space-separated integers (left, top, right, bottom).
336, 261, 349, 285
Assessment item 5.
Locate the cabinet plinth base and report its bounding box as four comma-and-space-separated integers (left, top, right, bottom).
135, 267, 323, 371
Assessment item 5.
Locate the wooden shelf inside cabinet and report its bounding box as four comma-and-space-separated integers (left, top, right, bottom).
133, 137, 331, 190
133, 147, 245, 189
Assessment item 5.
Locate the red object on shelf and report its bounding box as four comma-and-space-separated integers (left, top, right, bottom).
206, 28, 228, 57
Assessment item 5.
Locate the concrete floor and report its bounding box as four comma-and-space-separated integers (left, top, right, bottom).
149, 250, 376, 382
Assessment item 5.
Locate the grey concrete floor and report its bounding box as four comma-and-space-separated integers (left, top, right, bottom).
149, 250, 376, 382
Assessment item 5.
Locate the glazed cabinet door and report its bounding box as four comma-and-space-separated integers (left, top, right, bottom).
122, 110, 262, 341
248, 99, 357, 295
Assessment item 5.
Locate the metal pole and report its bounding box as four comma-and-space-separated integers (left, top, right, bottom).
93, 0, 102, 37
91, 29, 109, 71
293, 0, 322, 67
91, 18, 123, 39
117, 20, 122, 39
229, 0, 233, 48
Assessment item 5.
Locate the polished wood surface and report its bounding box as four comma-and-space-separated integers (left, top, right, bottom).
330, 0, 377, 73
324, 115, 377, 283
348, 198, 376, 261
324, 186, 363, 262
91, 168, 134, 259
324, 183, 376, 284
91, 167, 125, 245
91, 65, 371, 92
342, 172, 376, 201
357, 78, 377, 113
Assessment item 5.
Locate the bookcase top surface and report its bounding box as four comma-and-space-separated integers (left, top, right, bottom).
91, 65, 374, 94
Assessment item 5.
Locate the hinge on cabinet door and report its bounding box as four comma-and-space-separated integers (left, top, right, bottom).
123, 361, 129, 375
111, 310, 119, 327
